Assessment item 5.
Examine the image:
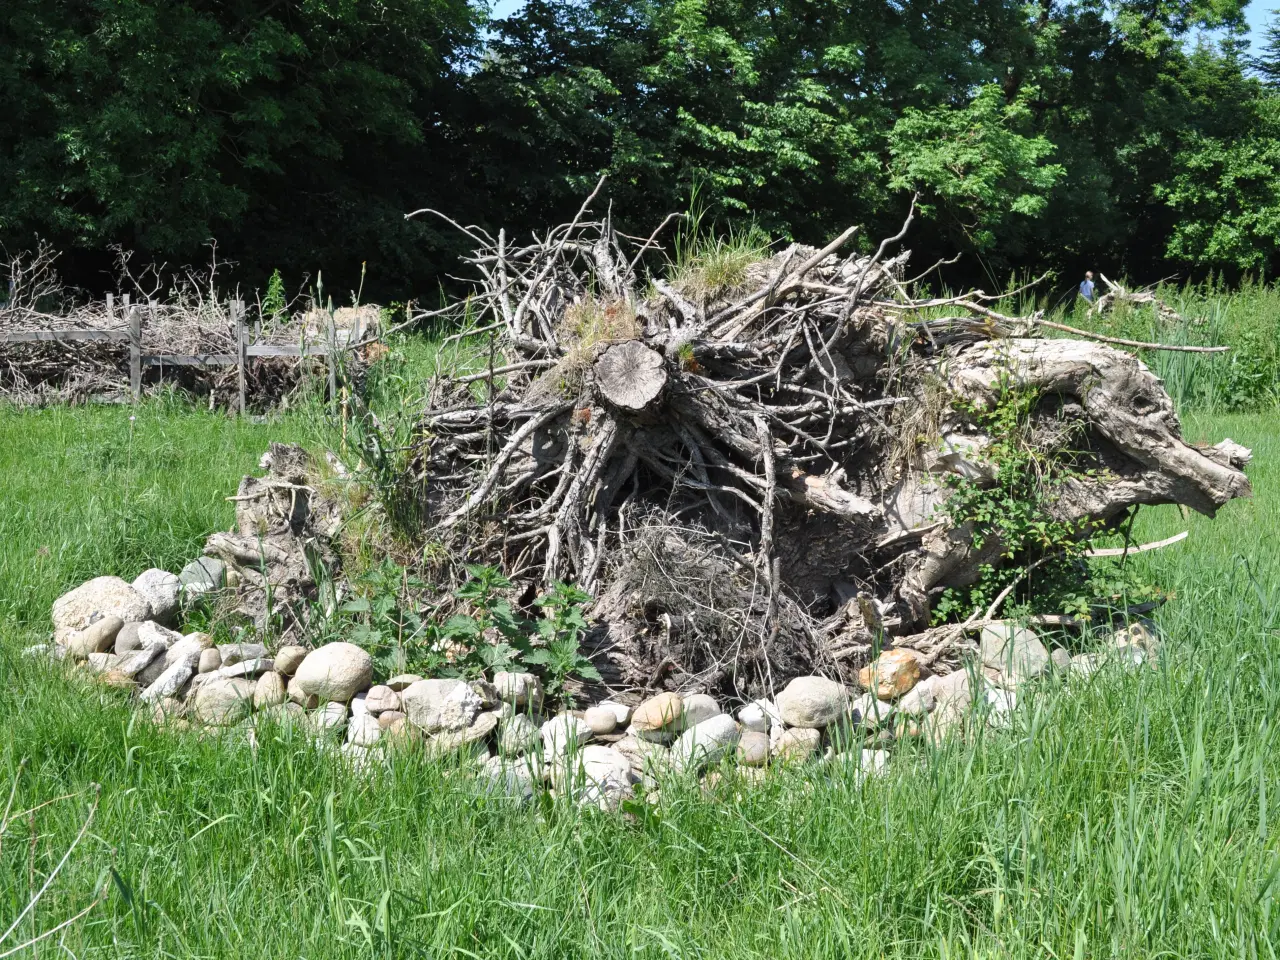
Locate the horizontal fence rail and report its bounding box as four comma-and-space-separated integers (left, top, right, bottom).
0, 295, 361, 413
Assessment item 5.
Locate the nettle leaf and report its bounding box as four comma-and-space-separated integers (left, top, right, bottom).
442, 614, 482, 639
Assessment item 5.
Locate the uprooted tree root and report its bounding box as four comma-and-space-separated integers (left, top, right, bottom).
397, 186, 1251, 700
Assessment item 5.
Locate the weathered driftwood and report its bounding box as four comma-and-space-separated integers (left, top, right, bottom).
398, 193, 1249, 699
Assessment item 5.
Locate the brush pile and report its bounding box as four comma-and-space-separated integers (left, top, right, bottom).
408, 188, 1251, 700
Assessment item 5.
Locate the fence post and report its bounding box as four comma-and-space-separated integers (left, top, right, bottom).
127, 302, 141, 401
234, 300, 247, 416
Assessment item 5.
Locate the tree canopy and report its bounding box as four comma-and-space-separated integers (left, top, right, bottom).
4, 0, 1280, 298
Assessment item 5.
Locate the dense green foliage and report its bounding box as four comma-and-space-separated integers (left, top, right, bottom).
1, 398, 1277, 957
6, 1, 1280, 298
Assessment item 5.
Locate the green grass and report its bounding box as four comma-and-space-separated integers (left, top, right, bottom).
2, 386, 1279, 954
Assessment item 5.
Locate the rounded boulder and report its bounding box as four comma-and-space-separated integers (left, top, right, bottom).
52, 577, 151, 643
193, 677, 256, 726
292, 642, 374, 703
775, 676, 848, 729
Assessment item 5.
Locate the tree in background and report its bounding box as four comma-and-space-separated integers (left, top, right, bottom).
3, 0, 1280, 297
0, 0, 481, 297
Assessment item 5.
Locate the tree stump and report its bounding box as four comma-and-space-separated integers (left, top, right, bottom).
594, 340, 666, 411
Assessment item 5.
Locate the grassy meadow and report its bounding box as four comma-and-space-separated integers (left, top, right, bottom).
1, 319, 1279, 956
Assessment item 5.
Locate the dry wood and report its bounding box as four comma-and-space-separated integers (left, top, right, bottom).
394, 185, 1250, 699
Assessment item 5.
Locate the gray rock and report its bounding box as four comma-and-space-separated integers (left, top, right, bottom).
584, 706, 618, 735
555, 746, 636, 809
897, 682, 937, 718
87, 651, 120, 673
115, 644, 165, 679
293, 642, 373, 703
737, 730, 770, 766
363, 685, 400, 715
216, 657, 274, 680
980, 623, 1049, 685
919, 670, 974, 734
679, 693, 722, 729
113, 622, 144, 655
139, 649, 200, 702
983, 685, 1017, 728
65, 616, 124, 660
470, 679, 501, 710
427, 710, 500, 755
217, 642, 267, 666
254, 672, 287, 709
1050, 647, 1072, 672
136, 621, 182, 651
480, 755, 539, 801
849, 693, 895, 730
346, 714, 382, 747
179, 557, 226, 597
540, 713, 594, 756
385, 673, 423, 692
672, 714, 741, 772
193, 677, 256, 726
737, 699, 780, 733
198, 648, 222, 674
133, 649, 170, 688
613, 735, 669, 779
401, 678, 482, 735
597, 700, 633, 726
493, 671, 543, 708
164, 633, 209, 669
776, 676, 848, 729
21, 643, 51, 659
311, 701, 349, 735
131, 569, 180, 625
273, 645, 308, 676
349, 691, 369, 718
499, 714, 541, 756
52, 577, 150, 644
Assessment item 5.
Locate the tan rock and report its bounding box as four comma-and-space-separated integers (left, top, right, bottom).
287, 675, 319, 709
65, 616, 124, 660
293, 642, 373, 703
99, 669, 138, 692
773, 727, 821, 763
254, 671, 287, 709
857, 648, 921, 700
631, 692, 683, 733
377, 709, 406, 729
364, 685, 401, 714
198, 648, 222, 674
584, 706, 618, 735
736, 730, 770, 766
193, 677, 256, 726
273, 645, 308, 676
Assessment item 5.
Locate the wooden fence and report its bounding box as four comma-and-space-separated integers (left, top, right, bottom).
0, 295, 356, 413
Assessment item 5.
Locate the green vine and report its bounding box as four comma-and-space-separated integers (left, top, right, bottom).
931, 377, 1155, 624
